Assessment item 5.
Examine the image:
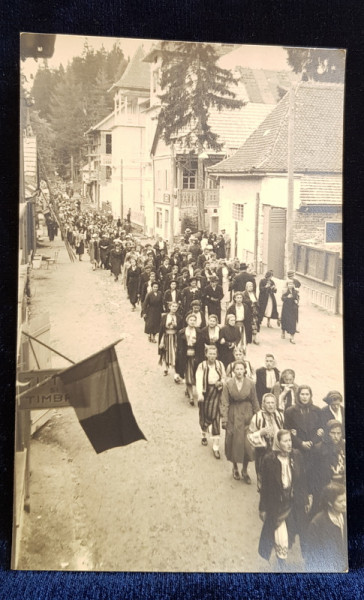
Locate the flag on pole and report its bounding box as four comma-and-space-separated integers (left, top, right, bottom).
58, 343, 146, 453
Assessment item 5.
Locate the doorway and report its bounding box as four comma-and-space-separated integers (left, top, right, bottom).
267, 207, 286, 279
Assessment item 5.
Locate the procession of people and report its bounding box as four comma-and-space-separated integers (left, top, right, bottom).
52, 193, 346, 572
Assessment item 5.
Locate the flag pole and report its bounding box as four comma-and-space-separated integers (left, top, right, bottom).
17, 338, 124, 399
58, 339, 124, 376
22, 331, 76, 364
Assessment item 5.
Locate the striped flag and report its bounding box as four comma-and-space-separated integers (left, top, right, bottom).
59, 343, 146, 453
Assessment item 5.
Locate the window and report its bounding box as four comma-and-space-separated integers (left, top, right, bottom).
325, 221, 342, 243
156, 209, 162, 229
106, 134, 112, 155
232, 203, 244, 221
182, 159, 197, 189
106, 166, 112, 181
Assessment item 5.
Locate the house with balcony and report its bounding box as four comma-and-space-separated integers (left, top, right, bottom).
209, 82, 344, 313
106, 45, 152, 228
145, 50, 297, 239
84, 111, 115, 210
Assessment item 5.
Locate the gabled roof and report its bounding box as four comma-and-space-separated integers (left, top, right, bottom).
209, 83, 344, 174
151, 102, 275, 157
236, 68, 299, 104
110, 46, 150, 92
86, 111, 115, 135
299, 174, 342, 205
208, 103, 275, 151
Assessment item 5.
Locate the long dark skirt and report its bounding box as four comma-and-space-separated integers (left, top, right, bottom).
281, 299, 298, 335
258, 489, 293, 561
198, 384, 221, 436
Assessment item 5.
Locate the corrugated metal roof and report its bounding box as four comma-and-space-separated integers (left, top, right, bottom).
209, 83, 344, 174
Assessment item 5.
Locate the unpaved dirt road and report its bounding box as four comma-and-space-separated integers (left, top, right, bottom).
17, 236, 343, 572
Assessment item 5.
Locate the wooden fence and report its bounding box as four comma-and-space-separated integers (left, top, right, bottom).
293, 243, 341, 314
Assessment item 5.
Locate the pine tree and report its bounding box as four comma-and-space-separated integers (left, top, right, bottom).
286, 48, 345, 83
157, 42, 244, 229
158, 42, 244, 151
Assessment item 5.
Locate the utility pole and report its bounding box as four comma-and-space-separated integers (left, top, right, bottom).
286, 85, 295, 273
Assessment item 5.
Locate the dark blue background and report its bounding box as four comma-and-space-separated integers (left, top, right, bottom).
1, 1, 363, 597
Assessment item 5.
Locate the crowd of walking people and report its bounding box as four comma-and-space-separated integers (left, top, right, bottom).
51, 194, 346, 572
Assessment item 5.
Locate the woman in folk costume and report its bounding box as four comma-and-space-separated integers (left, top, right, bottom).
320, 390, 345, 431
281, 281, 299, 344
217, 258, 234, 316
311, 419, 346, 517
258, 429, 312, 569
122, 240, 136, 288
185, 299, 206, 330
226, 345, 254, 380
158, 301, 182, 379
140, 270, 157, 305
175, 312, 204, 405
242, 281, 260, 345
109, 240, 124, 281
142, 281, 163, 343
89, 232, 100, 270
248, 393, 284, 491
163, 279, 182, 315
74, 228, 85, 261
258, 270, 279, 328
226, 291, 247, 351
305, 482, 347, 572
220, 360, 259, 483
271, 368, 299, 412
218, 313, 241, 369
196, 345, 226, 459
200, 314, 221, 356
126, 256, 141, 310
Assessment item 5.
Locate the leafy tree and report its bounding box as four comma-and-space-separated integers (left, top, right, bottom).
286, 48, 345, 83
158, 42, 244, 151
30, 39, 127, 181
30, 110, 56, 180
49, 68, 89, 179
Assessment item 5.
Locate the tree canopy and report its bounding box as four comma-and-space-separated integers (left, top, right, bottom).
157, 42, 244, 151
30, 40, 127, 182
286, 48, 345, 83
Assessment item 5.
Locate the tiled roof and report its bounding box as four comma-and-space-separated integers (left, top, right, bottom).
209, 83, 344, 174
208, 103, 275, 151
299, 174, 342, 205
112, 46, 150, 91
236, 68, 299, 104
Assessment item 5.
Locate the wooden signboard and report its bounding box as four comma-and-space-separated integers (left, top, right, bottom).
17, 369, 71, 410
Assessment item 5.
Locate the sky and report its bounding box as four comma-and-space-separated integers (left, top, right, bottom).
21, 34, 291, 85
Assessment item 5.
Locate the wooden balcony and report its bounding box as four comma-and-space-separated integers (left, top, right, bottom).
178, 188, 219, 209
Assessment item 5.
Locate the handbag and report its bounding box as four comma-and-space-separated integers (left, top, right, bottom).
247, 430, 267, 448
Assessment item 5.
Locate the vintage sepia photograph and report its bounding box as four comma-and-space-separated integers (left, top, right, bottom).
15, 33, 345, 572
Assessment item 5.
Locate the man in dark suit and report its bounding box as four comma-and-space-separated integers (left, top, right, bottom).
255, 354, 280, 407
231, 263, 256, 293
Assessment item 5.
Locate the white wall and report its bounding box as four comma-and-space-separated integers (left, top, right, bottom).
219, 174, 301, 263
219, 176, 262, 259
111, 122, 146, 219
